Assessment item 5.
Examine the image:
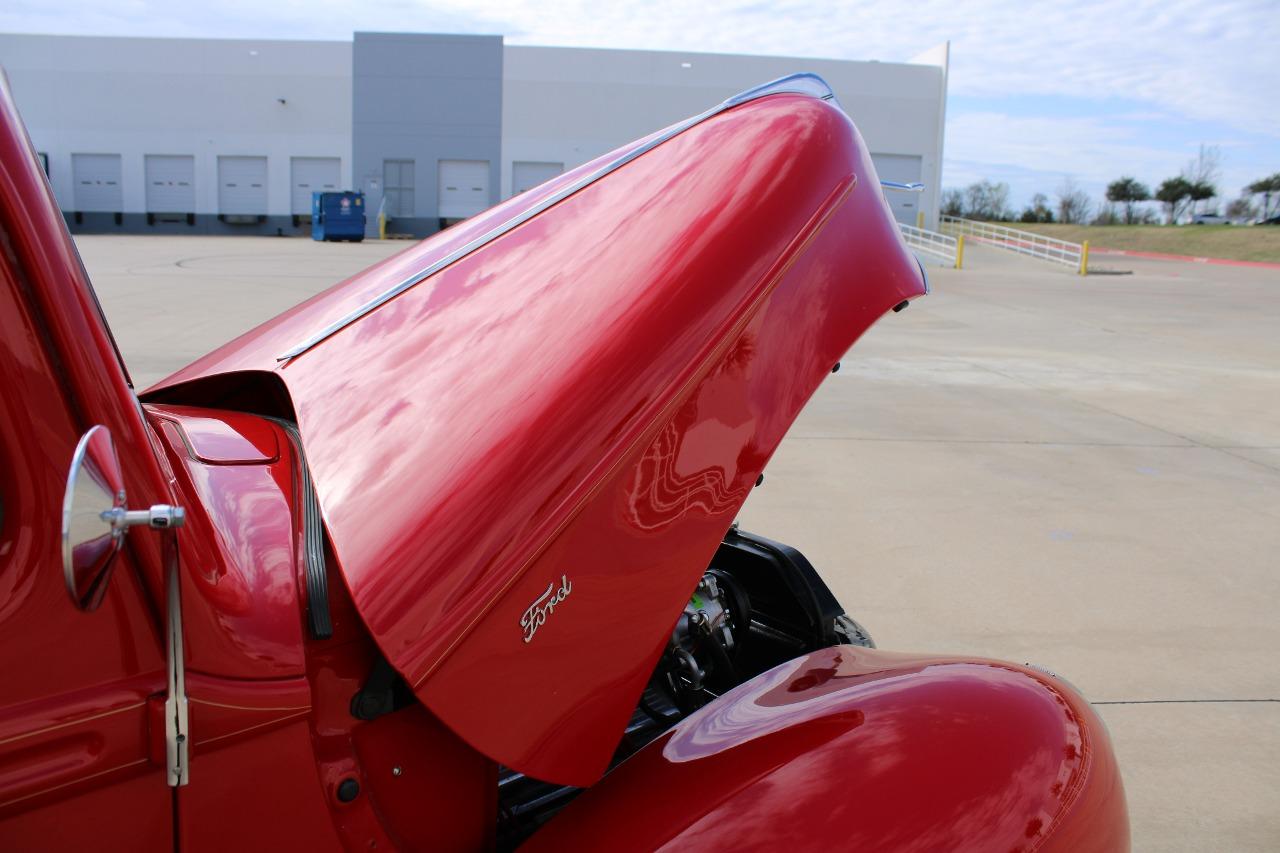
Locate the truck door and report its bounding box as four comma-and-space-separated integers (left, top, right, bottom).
0, 72, 174, 851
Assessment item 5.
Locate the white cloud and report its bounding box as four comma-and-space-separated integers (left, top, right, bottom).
2, 0, 1276, 206
2, 0, 1275, 137
947, 112, 1189, 183
945, 109, 1274, 206
944, 111, 1189, 204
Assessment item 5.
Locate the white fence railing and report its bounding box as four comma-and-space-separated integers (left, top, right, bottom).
898, 222, 960, 268
940, 215, 1088, 274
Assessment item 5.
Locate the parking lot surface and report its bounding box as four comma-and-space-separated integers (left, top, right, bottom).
79, 234, 1280, 851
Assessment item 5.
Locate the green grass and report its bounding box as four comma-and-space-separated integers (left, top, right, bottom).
997, 223, 1280, 264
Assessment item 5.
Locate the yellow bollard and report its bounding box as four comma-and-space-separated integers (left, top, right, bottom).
955, 234, 965, 269
1079, 240, 1089, 276
378, 212, 387, 241
917, 210, 924, 229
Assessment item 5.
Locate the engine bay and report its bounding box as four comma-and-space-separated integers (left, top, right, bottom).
495, 526, 873, 848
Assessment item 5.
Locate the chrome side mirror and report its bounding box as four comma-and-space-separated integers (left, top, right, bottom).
61, 425, 185, 610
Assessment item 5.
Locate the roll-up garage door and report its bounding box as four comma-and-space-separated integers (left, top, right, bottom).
217, 156, 268, 215
145, 155, 195, 213
72, 154, 122, 212
512, 161, 564, 196
383, 160, 415, 219
438, 160, 490, 220
291, 157, 341, 215
871, 154, 923, 225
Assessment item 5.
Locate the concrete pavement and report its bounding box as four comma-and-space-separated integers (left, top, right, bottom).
77, 234, 1280, 851
80, 235, 411, 387
740, 245, 1280, 850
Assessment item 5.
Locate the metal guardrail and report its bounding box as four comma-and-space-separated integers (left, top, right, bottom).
940, 215, 1089, 274
898, 222, 962, 269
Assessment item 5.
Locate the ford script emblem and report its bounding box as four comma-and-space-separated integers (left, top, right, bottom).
520, 575, 572, 643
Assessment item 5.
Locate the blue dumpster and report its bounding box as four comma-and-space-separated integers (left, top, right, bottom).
311, 191, 366, 242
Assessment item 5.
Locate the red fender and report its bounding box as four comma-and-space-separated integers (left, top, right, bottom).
526, 646, 1129, 852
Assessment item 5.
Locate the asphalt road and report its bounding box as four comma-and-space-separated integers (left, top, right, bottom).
78, 234, 1280, 851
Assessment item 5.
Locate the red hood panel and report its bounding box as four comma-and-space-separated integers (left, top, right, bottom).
147, 92, 925, 785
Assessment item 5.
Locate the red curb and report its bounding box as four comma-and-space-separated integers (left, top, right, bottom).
1088, 247, 1280, 270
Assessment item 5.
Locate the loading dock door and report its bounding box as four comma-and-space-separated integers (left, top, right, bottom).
217, 156, 268, 215
438, 160, 490, 220
383, 160, 415, 219
291, 157, 341, 215
871, 154, 923, 224
145, 155, 195, 213
512, 161, 563, 196
71, 153, 122, 212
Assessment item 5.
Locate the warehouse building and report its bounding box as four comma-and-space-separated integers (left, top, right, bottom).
0, 32, 949, 238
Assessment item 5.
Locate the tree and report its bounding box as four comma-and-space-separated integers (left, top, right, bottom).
962, 180, 1012, 221
941, 188, 965, 217
1056, 177, 1092, 224
1246, 173, 1280, 219
1225, 197, 1257, 222
1092, 203, 1121, 226
1184, 144, 1221, 217
1187, 180, 1216, 218
1105, 177, 1151, 224
1155, 176, 1193, 224
1019, 192, 1054, 223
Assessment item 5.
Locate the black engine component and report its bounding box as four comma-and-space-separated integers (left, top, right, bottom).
646, 526, 875, 716
349, 656, 415, 721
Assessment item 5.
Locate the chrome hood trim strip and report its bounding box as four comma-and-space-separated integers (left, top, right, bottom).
276, 73, 838, 362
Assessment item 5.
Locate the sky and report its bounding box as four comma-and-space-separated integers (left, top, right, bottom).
2, 0, 1276, 214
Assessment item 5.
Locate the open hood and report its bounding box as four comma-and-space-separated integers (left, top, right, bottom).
146, 76, 927, 786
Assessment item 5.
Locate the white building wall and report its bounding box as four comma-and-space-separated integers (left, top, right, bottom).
0, 34, 352, 218
501, 45, 948, 227
909, 41, 950, 229
0, 33, 947, 230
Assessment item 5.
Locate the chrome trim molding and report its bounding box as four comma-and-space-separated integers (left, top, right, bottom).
61, 426, 108, 604
880, 181, 925, 192
164, 551, 189, 786
277, 73, 840, 362
915, 255, 931, 296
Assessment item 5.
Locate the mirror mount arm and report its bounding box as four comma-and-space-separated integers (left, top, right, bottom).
101, 504, 186, 531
